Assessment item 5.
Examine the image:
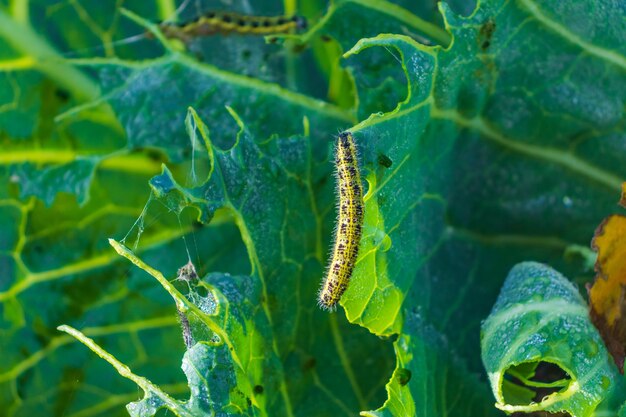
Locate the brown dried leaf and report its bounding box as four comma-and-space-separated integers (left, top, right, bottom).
588, 183, 626, 373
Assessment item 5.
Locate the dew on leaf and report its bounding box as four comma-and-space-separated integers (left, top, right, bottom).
562, 196, 573, 207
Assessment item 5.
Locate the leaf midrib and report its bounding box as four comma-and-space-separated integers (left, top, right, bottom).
518, 0, 626, 70
0, 224, 193, 301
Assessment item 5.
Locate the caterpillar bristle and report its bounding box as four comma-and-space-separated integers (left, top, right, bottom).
318, 132, 364, 310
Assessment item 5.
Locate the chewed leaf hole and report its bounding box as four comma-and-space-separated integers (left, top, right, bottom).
502, 361, 572, 407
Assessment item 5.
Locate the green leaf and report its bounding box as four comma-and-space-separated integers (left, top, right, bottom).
0, 2, 366, 416
481, 262, 624, 416
95, 239, 290, 417
119, 107, 395, 416
13, 158, 98, 205
327, 0, 625, 414
295, 0, 453, 118
85, 52, 354, 160
362, 311, 496, 417
1, 0, 625, 416
65, 0, 626, 415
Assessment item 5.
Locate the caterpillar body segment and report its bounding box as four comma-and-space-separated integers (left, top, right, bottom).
318, 132, 364, 310
157, 12, 307, 42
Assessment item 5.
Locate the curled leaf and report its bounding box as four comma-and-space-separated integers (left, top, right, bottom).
481, 262, 620, 417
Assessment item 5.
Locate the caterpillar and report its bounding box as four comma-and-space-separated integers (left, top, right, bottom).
318, 132, 364, 310
156, 11, 307, 42
64, 10, 308, 56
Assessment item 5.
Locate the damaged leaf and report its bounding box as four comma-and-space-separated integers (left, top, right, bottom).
589, 183, 626, 372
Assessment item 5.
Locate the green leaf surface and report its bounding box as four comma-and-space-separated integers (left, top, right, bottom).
328, 0, 625, 414
481, 261, 625, 416
294, 0, 454, 118
127, 108, 394, 416
98, 239, 292, 417
86, 52, 354, 160
362, 311, 496, 417
1, 0, 625, 416
0, 1, 370, 415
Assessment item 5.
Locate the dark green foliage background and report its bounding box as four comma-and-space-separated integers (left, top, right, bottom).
0, 0, 624, 416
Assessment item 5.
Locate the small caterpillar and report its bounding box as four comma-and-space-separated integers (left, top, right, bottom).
157, 11, 307, 42
318, 132, 364, 310
63, 9, 307, 58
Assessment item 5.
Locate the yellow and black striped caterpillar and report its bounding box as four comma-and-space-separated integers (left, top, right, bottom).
318, 132, 364, 310
64, 9, 306, 58
157, 11, 307, 42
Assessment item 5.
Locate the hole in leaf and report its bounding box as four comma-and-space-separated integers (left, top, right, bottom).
502, 361, 572, 406
377, 153, 393, 168
301, 356, 316, 372
54, 88, 70, 102
395, 368, 411, 386
345, 46, 407, 119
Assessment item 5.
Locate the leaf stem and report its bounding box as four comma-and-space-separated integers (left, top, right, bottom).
108, 239, 245, 370
0, 316, 177, 383
506, 368, 570, 389
518, 0, 626, 70
156, 0, 177, 21
301, 0, 451, 46
329, 313, 367, 410
350, 0, 450, 46
431, 108, 624, 192
57, 324, 194, 417
0, 10, 100, 102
